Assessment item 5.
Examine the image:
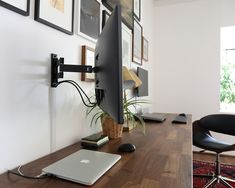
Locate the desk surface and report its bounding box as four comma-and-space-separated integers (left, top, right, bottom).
0, 113, 192, 188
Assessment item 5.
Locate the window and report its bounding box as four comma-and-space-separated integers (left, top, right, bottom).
220, 27, 235, 112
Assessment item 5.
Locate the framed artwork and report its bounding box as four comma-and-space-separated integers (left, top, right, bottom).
102, 10, 110, 30
0, 0, 30, 16
142, 37, 149, 61
133, 19, 142, 65
35, 0, 74, 35
77, 0, 101, 42
102, 0, 133, 30
134, 0, 140, 21
122, 23, 132, 68
81, 45, 95, 82
102, 10, 132, 68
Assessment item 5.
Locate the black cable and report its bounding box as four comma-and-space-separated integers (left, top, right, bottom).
57, 80, 96, 108
58, 80, 93, 107
59, 80, 96, 107
65, 80, 96, 105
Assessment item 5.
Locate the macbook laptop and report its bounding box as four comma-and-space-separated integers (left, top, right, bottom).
141, 113, 166, 122
42, 149, 121, 185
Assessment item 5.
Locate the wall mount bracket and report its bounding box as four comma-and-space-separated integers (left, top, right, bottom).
51, 53, 94, 87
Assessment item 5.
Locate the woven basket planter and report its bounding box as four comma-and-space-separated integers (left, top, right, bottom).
101, 115, 123, 139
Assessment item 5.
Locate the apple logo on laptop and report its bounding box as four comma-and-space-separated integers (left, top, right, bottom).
80, 159, 90, 164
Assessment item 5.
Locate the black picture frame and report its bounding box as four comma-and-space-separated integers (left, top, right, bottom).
102, 0, 134, 30
35, 0, 74, 35
78, 0, 101, 41
102, 10, 110, 30
132, 18, 142, 65
134, 0, 140, 21
0, 0, 30, 16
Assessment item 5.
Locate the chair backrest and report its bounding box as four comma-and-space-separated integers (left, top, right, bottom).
199, 114, 235, 136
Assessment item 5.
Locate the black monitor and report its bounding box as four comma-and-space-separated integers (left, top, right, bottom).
137, 67, 148, 97
94, 5, 124, 124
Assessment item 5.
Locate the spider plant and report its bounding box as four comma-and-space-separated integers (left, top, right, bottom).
87, 91, 148, 134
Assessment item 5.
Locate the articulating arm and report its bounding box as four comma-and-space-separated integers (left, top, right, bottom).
51, 53, 94, 87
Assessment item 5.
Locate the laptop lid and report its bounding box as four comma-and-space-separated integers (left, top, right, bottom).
42, 149, 121, 185
141, 113, 166, 122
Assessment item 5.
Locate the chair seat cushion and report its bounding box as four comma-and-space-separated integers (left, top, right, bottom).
193, 132, 235, 153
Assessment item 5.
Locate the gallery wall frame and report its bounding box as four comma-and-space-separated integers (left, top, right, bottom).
102, 10, 110, 30
133, 0, 140, 21
142, 36, 149, 61
0, 0, 30, 16
133, 18, 142, 65
81, 45, 95, 82
35, 0, 74, 35
122, 23, 132, 68
102, 9, 132, 69
77, 0, 101, 42
102, 0, 134, 30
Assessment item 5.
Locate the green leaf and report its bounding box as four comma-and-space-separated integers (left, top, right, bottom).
90, 111, 103, 127
133, 114, 146, 135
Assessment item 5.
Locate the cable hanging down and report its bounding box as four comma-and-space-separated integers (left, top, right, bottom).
8, 166, 49, 179
57, 80, 97, 108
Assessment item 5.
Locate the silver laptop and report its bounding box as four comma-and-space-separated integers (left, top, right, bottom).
42, 149, 121, 185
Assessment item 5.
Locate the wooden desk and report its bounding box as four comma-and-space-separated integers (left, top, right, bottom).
0, 113, 192, 188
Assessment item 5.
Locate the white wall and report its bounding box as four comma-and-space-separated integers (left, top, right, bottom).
0, 0, 155, 173
135, 0, 155, 113
153, 0, 235, 155
153, 0, 235, 119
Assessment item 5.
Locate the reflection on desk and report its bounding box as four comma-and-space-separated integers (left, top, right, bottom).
1, 113, 192, 188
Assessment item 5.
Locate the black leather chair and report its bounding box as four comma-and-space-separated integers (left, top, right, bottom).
193, 114, 235, 188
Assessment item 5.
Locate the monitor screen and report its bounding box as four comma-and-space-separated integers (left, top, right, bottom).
94, 5, 124, 124
137, 67, 148, 97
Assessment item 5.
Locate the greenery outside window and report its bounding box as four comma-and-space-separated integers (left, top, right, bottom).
220, 49, 235, 112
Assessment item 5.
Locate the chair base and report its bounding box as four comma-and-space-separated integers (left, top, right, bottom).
194, 173, 235, 188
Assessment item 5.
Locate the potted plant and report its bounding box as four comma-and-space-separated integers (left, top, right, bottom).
87, 91, 147, 139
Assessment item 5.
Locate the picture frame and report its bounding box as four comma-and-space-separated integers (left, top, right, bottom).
77, 0, 101, 42
133, 19, 142, 65
35, 0, 74, 35
81, 45, 95, 82
142, 37, 149, 61
0, 0, 30, 16
102, 10, 132, 68
102, 10, 110, 30
102, 0, 134, 30
134, 0, 140, 21
122, 23, 132, 68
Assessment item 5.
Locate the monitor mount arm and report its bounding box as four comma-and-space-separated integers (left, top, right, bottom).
51, 53, 95, 87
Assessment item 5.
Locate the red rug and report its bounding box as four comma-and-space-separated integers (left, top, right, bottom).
193, 160, 235, 188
